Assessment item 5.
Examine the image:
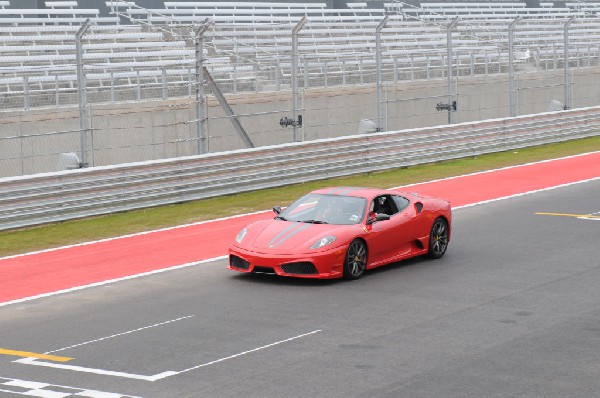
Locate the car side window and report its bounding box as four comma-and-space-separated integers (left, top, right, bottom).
371, 195, 399, 216
392, 195, 410, 213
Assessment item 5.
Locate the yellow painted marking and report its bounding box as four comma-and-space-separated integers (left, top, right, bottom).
0, 348, 73, 362
535, 212, 600, 219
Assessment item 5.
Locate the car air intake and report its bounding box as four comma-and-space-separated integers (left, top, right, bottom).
253, 266, 276, 274
281, 262, 318, 275
230, 255, 250, 270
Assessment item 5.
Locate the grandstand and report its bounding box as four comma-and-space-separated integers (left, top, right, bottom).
0, 0, 599, 178
0, 0, 599, 109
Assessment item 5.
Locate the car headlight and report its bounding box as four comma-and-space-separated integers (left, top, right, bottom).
310, 235, 337, 249
235, 227, 248, 244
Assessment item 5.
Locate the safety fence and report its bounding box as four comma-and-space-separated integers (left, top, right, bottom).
0, 105, 599, 231
3, 13, 600, 179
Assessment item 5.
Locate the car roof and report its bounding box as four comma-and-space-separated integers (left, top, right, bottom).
311, 187, 400, 199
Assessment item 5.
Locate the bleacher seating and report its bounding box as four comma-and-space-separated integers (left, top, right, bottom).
0, 0, 599, 110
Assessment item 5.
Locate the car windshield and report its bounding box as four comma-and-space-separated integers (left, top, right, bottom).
279, 193, 367, 225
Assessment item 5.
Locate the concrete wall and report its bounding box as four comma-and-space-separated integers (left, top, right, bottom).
1, 66, 599, 178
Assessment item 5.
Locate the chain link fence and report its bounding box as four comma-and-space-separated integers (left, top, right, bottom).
1, 14, 600, 178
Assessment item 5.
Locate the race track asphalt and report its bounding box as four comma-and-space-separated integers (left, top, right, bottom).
0, 178, 599, 397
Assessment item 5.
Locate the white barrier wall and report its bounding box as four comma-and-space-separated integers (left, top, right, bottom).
1, 105, 599, 231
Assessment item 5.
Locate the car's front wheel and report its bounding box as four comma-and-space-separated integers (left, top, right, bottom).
343, 239, 367, 279
426, 218, 449, 259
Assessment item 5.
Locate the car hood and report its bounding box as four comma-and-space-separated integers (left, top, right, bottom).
246, 220, 352, 252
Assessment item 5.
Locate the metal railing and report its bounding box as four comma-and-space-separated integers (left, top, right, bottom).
0, 106, 599, 231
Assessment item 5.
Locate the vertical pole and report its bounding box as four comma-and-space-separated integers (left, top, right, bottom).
564, 16, 576, 110
446, 17, 459, 124
508, 16, 522, 117
55, 75, 60, 107
292, 16, 307, 142
88, 104, 94, 167
136, 70, 141, 101
23, 76, 30, 112
76, 18, 92, 167
162, 68, 167, 100
470, 53, 474, 76
303, 58, 309, 89
376, 15, 389, 132
195, 18, 212, 155
360, 59, 364, 84
110, 72, 115, 102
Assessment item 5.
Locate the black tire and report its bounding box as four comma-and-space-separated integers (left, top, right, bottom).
343, 239, 367, 280
426, 218, 449, 259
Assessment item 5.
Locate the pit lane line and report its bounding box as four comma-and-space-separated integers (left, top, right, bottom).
44, 315, 195, 354
11, 315, 196, 382
1, 150, 599, 308
14, 330, 322, 382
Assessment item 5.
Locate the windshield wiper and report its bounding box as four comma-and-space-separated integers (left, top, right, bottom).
275, 215, 288, 221
301, 219, 329, 224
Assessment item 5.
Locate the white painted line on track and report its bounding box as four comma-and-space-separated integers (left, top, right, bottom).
44, 315, 195, 354
15, 330, 322, 382
14, 357, 177, 382
173, 329, 323, 377
0, 256, 226, 308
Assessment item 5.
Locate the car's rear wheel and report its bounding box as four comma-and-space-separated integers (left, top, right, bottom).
343, 239, 367, 279
427, 218, 449, 259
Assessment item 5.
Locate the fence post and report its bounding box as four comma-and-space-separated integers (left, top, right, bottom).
446, 17, 459, 124
162, 68, 167, 100
376, 15, 389, 132
508, 16, 522, 117
76, 18, 92, 167
195, 18, 213, 155
110, 72, 115, 102
564, 16, 576, 110
23, 76, 30, 111
292, 16, 308, 142
55, 75, 60, 107
303, 57, 309, 89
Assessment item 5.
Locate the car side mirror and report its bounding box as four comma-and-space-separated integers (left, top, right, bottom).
367, 213, 390, 225
273, 206, 281, 215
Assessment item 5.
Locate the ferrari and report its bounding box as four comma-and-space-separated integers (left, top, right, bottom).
228, 187, 451, 279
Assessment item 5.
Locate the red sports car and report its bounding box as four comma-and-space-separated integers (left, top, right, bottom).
228, 187, 451, 279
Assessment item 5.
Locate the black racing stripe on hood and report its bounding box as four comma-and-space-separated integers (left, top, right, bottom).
267, 222, 299, 248
269, 223, 311, 248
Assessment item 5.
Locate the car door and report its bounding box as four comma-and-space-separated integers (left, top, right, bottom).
364, 194, 403, 265
391, 194, 422, 256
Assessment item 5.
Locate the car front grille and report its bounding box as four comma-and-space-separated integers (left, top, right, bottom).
230, 254, 250, 270
281, 262, 318, 275
253, 266, 276, 274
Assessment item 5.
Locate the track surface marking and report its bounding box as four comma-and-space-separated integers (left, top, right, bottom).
1, 151, 599, 305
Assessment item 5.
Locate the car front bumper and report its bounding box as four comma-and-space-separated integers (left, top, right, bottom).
228, 244, 348, 279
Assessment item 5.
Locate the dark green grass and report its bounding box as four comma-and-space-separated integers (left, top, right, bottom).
1, 136, 599, 258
